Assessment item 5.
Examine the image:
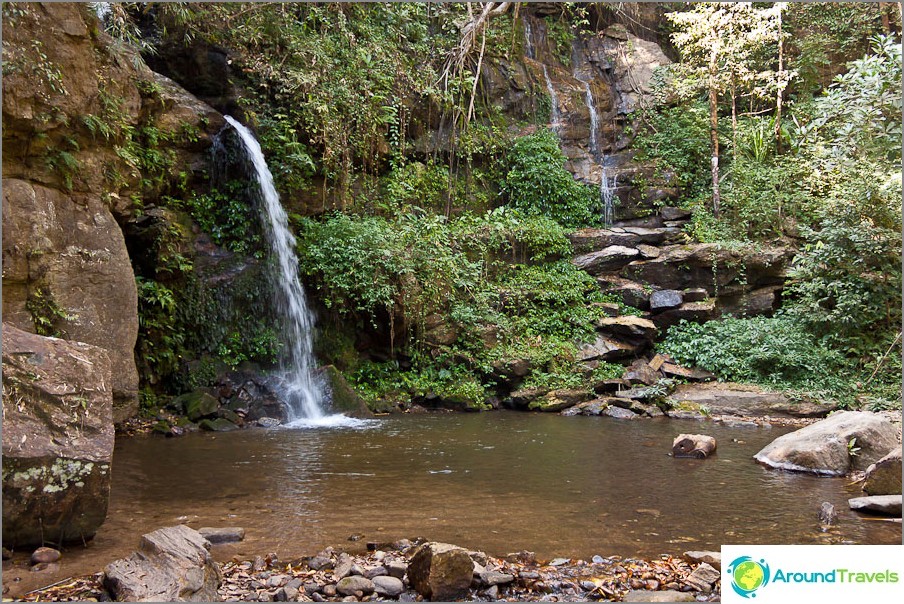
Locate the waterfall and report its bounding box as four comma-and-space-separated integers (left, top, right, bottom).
600, 158, 617, 227
524, 19, 535, 60
219, 117, 360, 428
581, 80, 599, 158
543, 65, 561, 134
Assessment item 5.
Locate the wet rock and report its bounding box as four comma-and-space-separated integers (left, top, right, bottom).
862, 449, 902, 496
649, 289, 683, 311
683, 562, 720, 592
257, 417, 282, 428
408, 542, 474, 601
2, 325, 114, 548
316, 365, 374, 419
199, 418, 240, 432
103, 525, 222, 601
199, 527, 245, 544
561, 398, 613, 417
848, 495, 902, 516
177, 391, 220, 422
672, 434, 717, 459
573, 246, 640, 275
755, 411, 900, 475
624, 590, 695, 602
372, 575, 405, 597
336, 576, 375, 596
505, 387, 548, 409
818, 502, 837, 526
682, 551, 720, 571
30, 547, 61, 565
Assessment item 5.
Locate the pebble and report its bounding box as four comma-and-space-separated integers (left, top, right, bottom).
322, 585, 337, 597
308, 555, 332, 570
549, 558, 570, 566
591, 555, 604, 564
251, 556, 266, 572
364, 565, 388, 579
30, 547, 61, 565
311, 593, 326, 602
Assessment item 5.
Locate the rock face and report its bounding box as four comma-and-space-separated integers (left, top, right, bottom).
754, 411, 900, 475
103, 525, 223, 602
407, 542, 474, 601
2, 325, 114, 548
2, 4, 224, 422
862, 449, 902, 496
318, 365, 375, 418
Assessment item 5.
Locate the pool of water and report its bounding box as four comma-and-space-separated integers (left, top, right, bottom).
4, 412, 900, 596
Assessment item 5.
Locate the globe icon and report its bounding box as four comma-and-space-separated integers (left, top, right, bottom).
734, 560, 765, 591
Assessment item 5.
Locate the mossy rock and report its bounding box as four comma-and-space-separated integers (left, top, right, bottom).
174, 390, 220, 421
317, 365, 375, 418
198, 418, 239, 432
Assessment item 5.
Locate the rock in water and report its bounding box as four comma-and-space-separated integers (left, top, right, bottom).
862, 449, 902, 496
754, 411, 899, 475
2, 325, 114, 548
198, 527, 245, 544
408, 542, 474, 601
818, 502, 837, 526
848, 495, 902, 516
103, 525, 222, 601
672, 434, 717, 459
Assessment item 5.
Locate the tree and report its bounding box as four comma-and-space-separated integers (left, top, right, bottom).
668, 3, 786, 216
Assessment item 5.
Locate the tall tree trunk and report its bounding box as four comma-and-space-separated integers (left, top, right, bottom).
775, 5, 784, 154
709, 48, 720, 218
731, 79, 738, 160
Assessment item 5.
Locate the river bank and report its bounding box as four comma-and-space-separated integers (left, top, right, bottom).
9, 536, 722, 602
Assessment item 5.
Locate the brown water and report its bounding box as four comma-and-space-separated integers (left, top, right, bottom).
4, 412, 900, 596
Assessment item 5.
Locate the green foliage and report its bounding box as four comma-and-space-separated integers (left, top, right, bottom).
136, 277, 184, 384
350, 358, 489, 411
500, 129, 597, 228
26, 287, 75, 337
545, 15, 575, 67
185, 181, 265, 257
216, 330, 280, 368
662, 315, 851, 397
631, 101, 711, 200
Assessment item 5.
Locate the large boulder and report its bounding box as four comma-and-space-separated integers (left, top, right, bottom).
2, 325, 114, 548
862, 449, 902, 496
318, 365, 375, 418
407, 542, 474, 601
754, 411, 900, 475
573, 246, 640, 275
104, 525, 223, 601
2, 179, 139, 421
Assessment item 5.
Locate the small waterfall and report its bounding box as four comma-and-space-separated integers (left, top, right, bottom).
581, 79, 599, 158
219, 117, 361, 428
543, 65, 561, 133
524, 19, 535, 60
600, 157, 617, 227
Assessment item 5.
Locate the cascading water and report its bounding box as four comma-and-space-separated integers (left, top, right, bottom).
600, 160, 617, 227
218, 117, 364, 428
524, 19, 535, 60
543, 65, 561, 134
581, 80, 599, 158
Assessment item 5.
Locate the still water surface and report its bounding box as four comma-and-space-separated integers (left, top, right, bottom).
6, 412, 900, 595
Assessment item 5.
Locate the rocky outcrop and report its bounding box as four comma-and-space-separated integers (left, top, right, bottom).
666, 383, 836, 419
862, 449, 902, 496
2, 324, 114, 548
318, 365, 376, 418
2, 3, 224, 422
407, 542, 474, 601
754, 411, 900, 475
103, 525, 223, 601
